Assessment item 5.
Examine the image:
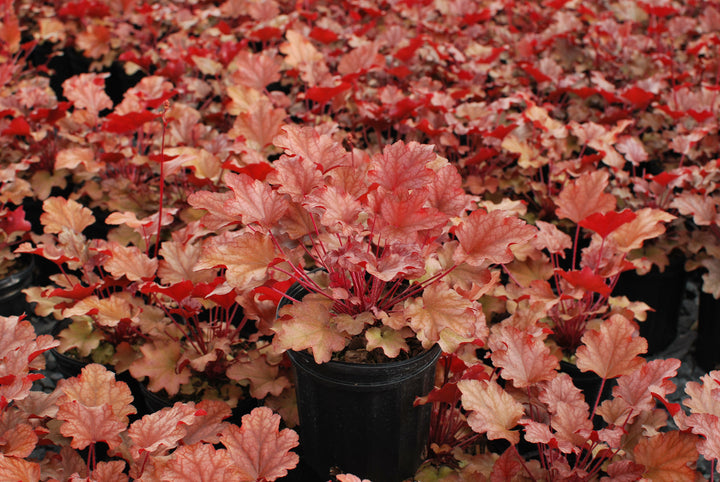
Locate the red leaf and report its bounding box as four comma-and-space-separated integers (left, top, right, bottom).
249, 26, 284, 41
621, 86, 655, 107
2, 117, 31, 136
0, 206, 31, 237
309, 26, 339, 44
142, 280, 195, 302
461, 9, 492, 25
648, 171, 678, 187
103, 111, 157, 134
394, 36, 424, 62
557, 267, 612, 297
579, 209, 637, 238
47, 284, 99, 300
305, 82, 351, 104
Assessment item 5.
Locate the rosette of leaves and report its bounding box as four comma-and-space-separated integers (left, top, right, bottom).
188, 124, 537, 364
504, 170, 675, 357
0, 319, 299, 481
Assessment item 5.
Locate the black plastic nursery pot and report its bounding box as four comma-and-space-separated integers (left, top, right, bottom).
695, 291, 720, 372
0, 255, 34, 317
288, 344, 441, 482
613, 255, 687, 355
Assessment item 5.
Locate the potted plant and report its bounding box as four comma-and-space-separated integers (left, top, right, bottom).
187, 123, 537, 480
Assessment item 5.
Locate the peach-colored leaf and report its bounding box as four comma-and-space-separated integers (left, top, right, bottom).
159, 443, 236, 481
59, 364, 136, 423
671, 193, 718, 226
610, 208, 676, 252
226, 355, 290, 399
532, 220, 573, 255
225, 173, 289, 227
364, 326, 409, 358
454, 209, 537, 266
272, 124, 351, 172
555, 171, 616, 223
40, 197, 95, 234
221, 407, 299, 482
0, 454, 40, 482
128, 341, 191, 397
88, 460, 128, 482
459, 379, 524, 445
181, 400, 233, 446
633, 431, 698, 482
158, 240, 214, 285
274, 295, 348, 363
368, 141, 436, 193
103, 243, 158, 282
0, 423, 38, 458
196, 230, 277, 291
62, 73, 113, 117
127, 402, 199, 456
231, 98, 286, 151
57, 401, 126, 450
405, 282, 483, 347
575, 315, 647, 379
488, 324, 559, 388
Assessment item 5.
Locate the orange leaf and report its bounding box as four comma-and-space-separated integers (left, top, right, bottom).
459, 379, 524, 445
575, 315, 647, 379
610, 207, 676, 252
225, 173, 289, 227
127, 402, 199, 456
40, 197, 95, 234
196, 230, 277, 291
57, 401, 126, 450
0, 454, 40, 482
555, 171, 616, 224
129, 341, 191, 397
454, 209, 537, 266
231, 98, 286, 151
633, 431, 699, 482
159, 443, 236, 481
226, 356, 290, 399
221, 407, 299, 482
405, 282, 484, 347
104, 243, 158, 282
488, 324, 559, 388
273, 295, 348, 363
58, 364, 136, 424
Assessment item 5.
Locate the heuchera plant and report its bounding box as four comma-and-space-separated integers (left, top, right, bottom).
0, 314, 299, 481
504, 170, 674, 357
189, 124, 537, 363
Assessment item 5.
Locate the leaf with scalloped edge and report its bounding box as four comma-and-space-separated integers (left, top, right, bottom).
488, 323, 558, 388
156, 443, 236, 481
576, 314, 647, 379
128, 341, 191, 397
610, 208, 676, 253
365, 326, 409, 358
273, 295, 348, 364
127, 402, 201, 458
405, 281, 484, 348
226, 355, 290, 400
459, 379, 524, 445
40, 197, 95, 234
555, 170, 616, 224
454, 209, 537, 266
220, 407, 299, 482
632, 431, 699, 482
0, 454, 40, 482
224, 173, 289, 227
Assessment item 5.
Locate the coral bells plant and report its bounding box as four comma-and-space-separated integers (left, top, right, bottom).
506, 170, 674, 357
189, 124, 537, 363
0, 314, 299, 481
452, 314, 701, 480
